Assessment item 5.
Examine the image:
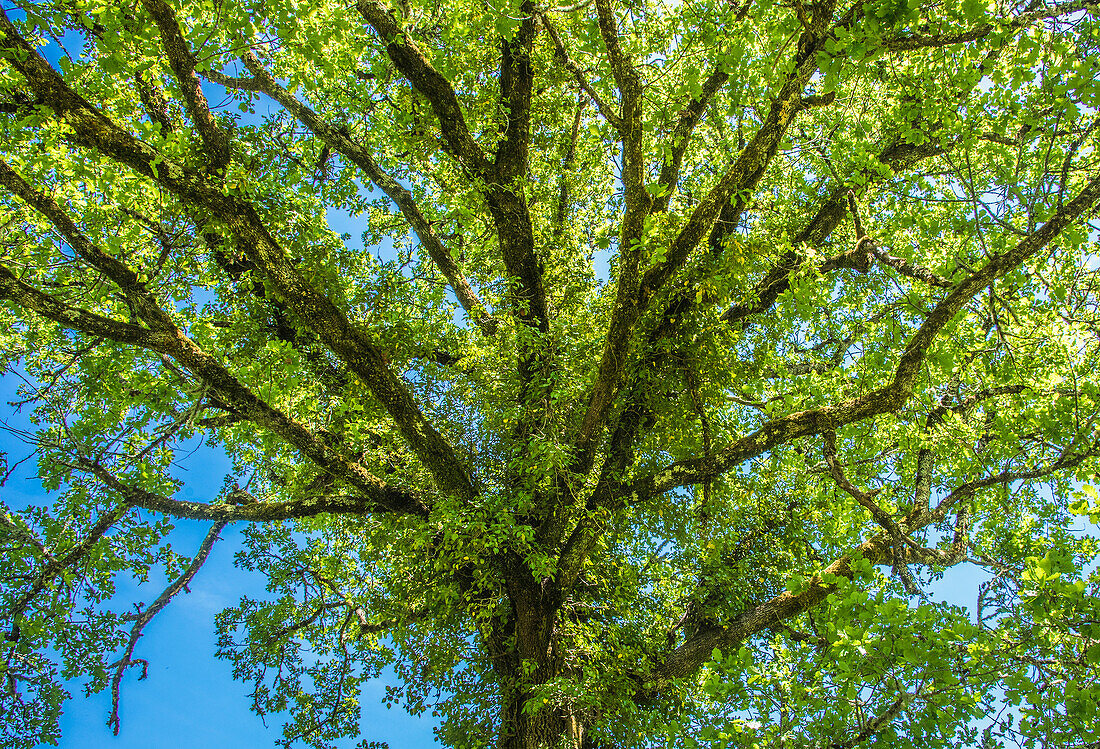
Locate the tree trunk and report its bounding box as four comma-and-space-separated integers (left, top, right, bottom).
490, 557, 568, 749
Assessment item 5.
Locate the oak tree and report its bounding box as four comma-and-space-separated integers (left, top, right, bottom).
3, 0, 1100, 746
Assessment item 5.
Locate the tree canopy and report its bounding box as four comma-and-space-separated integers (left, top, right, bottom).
2, 0, 1100, 746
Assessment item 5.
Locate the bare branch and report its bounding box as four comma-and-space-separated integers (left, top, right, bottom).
108, 520, 227, 735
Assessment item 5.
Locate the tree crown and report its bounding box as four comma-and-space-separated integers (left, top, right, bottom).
2, 0, 1100, 747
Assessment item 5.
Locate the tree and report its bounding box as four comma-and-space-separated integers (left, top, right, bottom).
2, 0, 1100, 745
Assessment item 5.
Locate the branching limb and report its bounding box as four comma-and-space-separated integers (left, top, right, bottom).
108, 520, 227, 735
571, 2, 835, 475
559, 170, 1100, 592
868, 245, 954, 289
848, 190, 952, 288
592, 0, 639, 102
642, 433, 1100, 696
567, 0, 651, 469
573, 128, 943, 544
639, 45, 817, 303
0, 262, 173, 350
721, 135, 947, 329
539, 12, 621, 129
830, 689, 917, 749
824, 430, 919, 594
78, 459, 427, 520
903, 504, 972, 567
638, 169, 1100, 502
915, 382, 1029, 511
355, 0, 491, 174
139, 0, 230, 170
0, 158, 179, 330
823, 431, 894, 532
5, 503, 131, 625
882, 0, 1099, 53
355, 0, 547, 343
650, 66, 732, 215
1058, 114, 1100, 209
930, 442, 1100, 525
0, 195, 424, 514
652, 18, 766, 216
225, 52, 497, 336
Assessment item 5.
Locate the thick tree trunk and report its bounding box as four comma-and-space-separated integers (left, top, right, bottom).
496, 686, 562, 749
490, 556, 569, 749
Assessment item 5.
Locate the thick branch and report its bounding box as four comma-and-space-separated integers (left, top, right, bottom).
572, 19, 824, 468
0, 263, 428, 513
825, 429, 920, 591
637, 170, 1100, 500
559, 169, 1100, 589
355, 0, 490, 173
0, 156, 432, 513
592, 0, 639, 98
568, 0, 658, 466
495, 2, 538, 181
641, 34, 824, 302
83, 460, 425, 520
139, 0, 230, 170
651, 66, 732, 213
823, 430, 896, 532
353, 3, 546, 337
722, 140, 947, 328
0, 263, 171, 349
647, 437, 1100, 692
650, 0, 755, 214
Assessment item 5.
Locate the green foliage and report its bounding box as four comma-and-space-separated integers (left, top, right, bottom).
2, 0, 1100, 747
